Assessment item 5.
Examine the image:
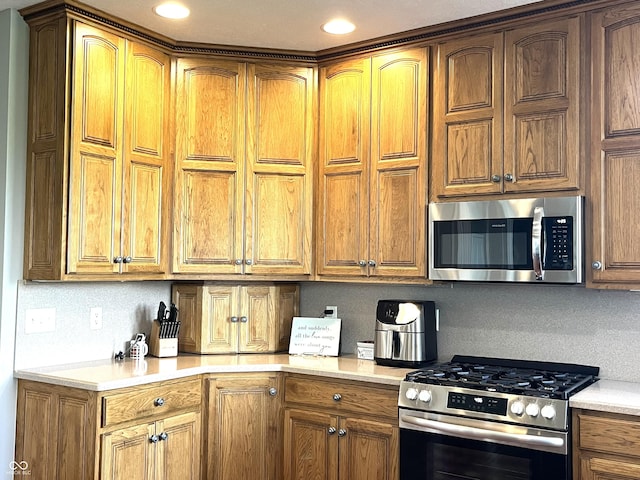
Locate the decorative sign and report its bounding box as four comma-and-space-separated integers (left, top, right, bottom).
288, 317, 342, 356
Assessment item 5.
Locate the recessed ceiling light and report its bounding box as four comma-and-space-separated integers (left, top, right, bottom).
154, 2, 190, 19
322, 19, 356, 35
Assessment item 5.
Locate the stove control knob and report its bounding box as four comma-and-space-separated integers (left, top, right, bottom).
525, 403, 540, 417
510, 401, 525, 416
405, 388, 419, 401
541, 405, 556, 420
418, 390, 432, 403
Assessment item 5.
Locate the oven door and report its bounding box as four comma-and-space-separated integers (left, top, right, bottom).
399, 409, 570, 480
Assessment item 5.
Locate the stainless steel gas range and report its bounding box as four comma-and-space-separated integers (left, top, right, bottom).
398, 355, 599, 480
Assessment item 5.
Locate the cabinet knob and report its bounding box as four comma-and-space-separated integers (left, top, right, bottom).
235, 259, 243, 265
368, 260, 376, 267
245, 259, 253, 265
123, 256, 132, 264
159, 432, 168, 441
231, 316, 239, 323
154, 397, 165, 407
491, 174, 501, 183
269, 387, 277, 396
358, 260, 367, 267
149, 434, 159, 443
592, 261, 603, 270
240, 316, 248, 323
113, 256, 123, 264
504, 173, 514, 182
328, 426, 337, 435
338, 429, 347, 437
333, 393, 342, 402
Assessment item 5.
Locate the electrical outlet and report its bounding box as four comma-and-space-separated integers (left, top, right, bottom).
25, 307, 56, 334
90, 307, 103, 330
324, 305, 338, 318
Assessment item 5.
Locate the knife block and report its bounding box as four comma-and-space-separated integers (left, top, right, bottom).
149, 321, 178, 358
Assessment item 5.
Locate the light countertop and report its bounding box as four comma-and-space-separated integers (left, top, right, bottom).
569, 379, 640, 416
13, 353, 412, 391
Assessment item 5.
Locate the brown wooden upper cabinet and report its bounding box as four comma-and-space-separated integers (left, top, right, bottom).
317, 47, 428, 279
588, 2, 640, 288
23, 19, 171, 279
431, 16, 582, 199
173, 59, 315, 276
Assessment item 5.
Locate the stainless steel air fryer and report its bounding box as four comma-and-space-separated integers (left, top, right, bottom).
374, 300, 437, 367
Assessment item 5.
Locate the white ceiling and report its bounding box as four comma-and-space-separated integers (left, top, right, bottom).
3, 0, 543, 51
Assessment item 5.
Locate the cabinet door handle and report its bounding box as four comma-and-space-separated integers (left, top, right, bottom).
268, 387, 277, 396
491, 174, 501, 183
333, 393, 342, 402
149, 434, 159, 443
358, 260, 367, 267
504, 173, 514, 182
592, 261, 603, 270
159, 432, 168, 441
154, 397, 165, 407
113, 256, 123, 264
123, 256, 132, 264
338, 429, 347, 437
245, 259, 253, 265
234, 259, 243, 265
368, 260, 376, 267
231, 316, 239, 323
240, 316, 248, 323
328, 426, 336, 435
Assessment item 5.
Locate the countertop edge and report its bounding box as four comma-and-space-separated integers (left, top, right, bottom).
569, 379, 640, 417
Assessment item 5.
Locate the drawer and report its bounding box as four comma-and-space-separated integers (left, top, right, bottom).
102, 378, 201, 427
284, 375, 398, 419
578, 412, 640, 458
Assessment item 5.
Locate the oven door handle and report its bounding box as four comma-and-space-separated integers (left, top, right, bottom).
400, 414, 565, 450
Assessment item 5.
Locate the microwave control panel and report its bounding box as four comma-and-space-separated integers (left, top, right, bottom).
543, 217, 573, 270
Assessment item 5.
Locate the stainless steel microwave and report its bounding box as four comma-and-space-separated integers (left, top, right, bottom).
428, 196, 584, 283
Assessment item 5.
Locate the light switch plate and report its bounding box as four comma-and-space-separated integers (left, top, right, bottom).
25, 307, 56, 334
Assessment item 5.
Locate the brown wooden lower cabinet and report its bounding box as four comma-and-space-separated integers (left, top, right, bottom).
573, 409, 640, 480
283, 374, 400, 480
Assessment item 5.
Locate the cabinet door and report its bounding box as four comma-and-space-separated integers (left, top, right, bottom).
121, 40, 171, 274
157, 412, 201, 480
589, 3, 640, 287
200, 284, 239, 353
579, 456, 640, 480
238, 285, 276, 353
338, 417, 399, 480
245, 64, 315, 275
432, 32, 504, 198
174, 58, 246, 274
317, 57, 371, 277
504, 17, 581, 194
101, 423, 155, 480
370, 47, 428, 278
67, 22, 125, 274
206, 375, 281, 480
283, 408, 338, 480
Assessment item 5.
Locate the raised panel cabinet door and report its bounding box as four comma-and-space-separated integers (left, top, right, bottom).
276, 284, 300, 351
101, 423, 155, 480
283, 408, 338, 480
317, 57, 371, 277
431, 32, 504, 198
67, 22, 125, 274
121, 41, 171, 274
157, 412, 201, 480
238, 285, 276, 352
580, 457, 640, 480
201, 284, 238, 353
370, 47, 428, 278
338, 417, 399, 480
245, 64, 315, 275
172, 284, 202, 353
589, 3, 640, 287
206, 375, 281, 480
504, 16, 582, 194
173, 59, 246, 273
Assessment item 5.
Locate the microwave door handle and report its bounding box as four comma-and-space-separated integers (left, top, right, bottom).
532, 206, 544, 280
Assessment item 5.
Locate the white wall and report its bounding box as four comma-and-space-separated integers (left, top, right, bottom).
0, 7, 28, 472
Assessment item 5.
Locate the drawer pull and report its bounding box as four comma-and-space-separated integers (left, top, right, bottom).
338, 429, 347, 437
328, 426, 336, 435
154, 397, 165, 407
149, 434, 159, 443
159, 432, 168, 441
269, 387, 277, 396
333, 393, 342, 402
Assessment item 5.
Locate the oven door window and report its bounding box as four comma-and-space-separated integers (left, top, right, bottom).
401, 429, 568, 480
433, 218, 532, 270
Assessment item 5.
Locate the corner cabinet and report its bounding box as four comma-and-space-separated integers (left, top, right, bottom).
23, 18, 171, 279
171, 282, 299, 354
317, 47, 428, 280
283, 374, 400, 480
173, 59, 315, 277
588, 2, 640, 289
431, 16, 582, 199
573, 409, 640, 479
